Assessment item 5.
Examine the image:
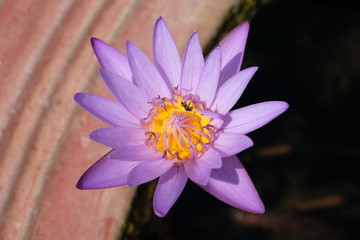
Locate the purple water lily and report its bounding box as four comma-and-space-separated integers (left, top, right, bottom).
75, 17, 288, 217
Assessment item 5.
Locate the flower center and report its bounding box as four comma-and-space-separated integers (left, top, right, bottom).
141, 88, 217, 165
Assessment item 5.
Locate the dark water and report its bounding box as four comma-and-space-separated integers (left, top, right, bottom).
124, 1, 360, 239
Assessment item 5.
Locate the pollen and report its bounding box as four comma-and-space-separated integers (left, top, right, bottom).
141, 88, 217, 164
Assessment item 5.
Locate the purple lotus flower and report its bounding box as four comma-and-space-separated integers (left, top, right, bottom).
75, 17, 288, 217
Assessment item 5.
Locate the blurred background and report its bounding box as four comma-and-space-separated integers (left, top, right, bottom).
0, 0, 358, 239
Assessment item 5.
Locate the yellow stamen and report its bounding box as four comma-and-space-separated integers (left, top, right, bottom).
141, 88, 216, 164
